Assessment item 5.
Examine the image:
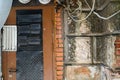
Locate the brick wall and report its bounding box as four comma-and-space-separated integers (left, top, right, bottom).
115, 37, 120, 69
54, 9, 64, 80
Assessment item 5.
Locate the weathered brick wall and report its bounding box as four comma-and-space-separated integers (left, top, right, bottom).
115, 37, 120, 69
54, 9, 64, 80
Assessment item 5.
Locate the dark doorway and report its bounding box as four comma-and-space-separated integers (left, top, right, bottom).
16, 10, 43, 80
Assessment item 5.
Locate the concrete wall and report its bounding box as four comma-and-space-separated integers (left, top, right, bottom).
63, 0, 120, 80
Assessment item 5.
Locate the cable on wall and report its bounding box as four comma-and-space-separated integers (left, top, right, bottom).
84, 0, 120, 20
65, 0, 95, 22
65, 0, 120, 22
93, 10, 120, 20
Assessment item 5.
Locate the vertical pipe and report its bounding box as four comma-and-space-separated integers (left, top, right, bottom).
92, 37, 97, 63
64, 11, 69, 62
63, 10, 69, 80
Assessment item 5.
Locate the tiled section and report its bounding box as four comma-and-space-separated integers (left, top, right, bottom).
54, 9, 63, 80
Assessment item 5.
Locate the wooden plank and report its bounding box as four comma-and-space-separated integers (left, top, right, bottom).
2, 51, 16, 80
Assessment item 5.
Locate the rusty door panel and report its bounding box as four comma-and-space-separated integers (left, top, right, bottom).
2, 51, 16, 80
3, 5, 54, 80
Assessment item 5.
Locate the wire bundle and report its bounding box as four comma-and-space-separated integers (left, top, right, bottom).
65, 0, 120, 22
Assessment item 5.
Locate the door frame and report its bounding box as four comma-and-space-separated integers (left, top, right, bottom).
2, 5, 55, 80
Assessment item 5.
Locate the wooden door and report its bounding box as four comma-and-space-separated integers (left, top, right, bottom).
2, 5, 54, 80
2, 51, 16, 80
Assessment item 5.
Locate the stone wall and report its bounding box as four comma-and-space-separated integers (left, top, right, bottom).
63, 0, 120, 80
55, 0, 120, 80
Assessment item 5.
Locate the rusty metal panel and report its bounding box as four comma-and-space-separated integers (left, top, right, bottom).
4, 5, 54, 80
2, 51, 16, 80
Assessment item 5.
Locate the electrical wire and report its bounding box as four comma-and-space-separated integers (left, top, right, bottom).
66, 0, 95, 22
66, 0, 120, 21
84, 0, 120, 20
67, 0, 82, 17
67, 0, 95, 22
93, 10, 120, 20
66, 0, 82, 18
